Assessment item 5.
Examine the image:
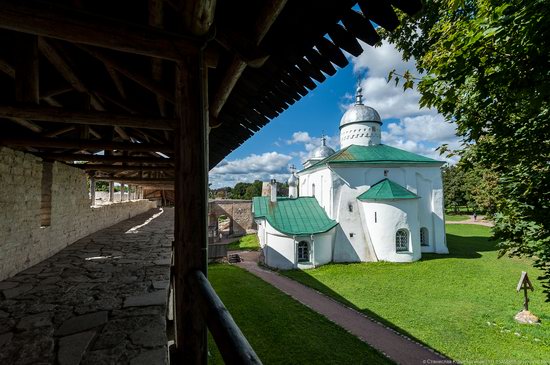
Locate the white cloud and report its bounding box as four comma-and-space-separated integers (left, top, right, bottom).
287, 131, 312, 144
209, 152, 293, 188
348, 41, 461, 163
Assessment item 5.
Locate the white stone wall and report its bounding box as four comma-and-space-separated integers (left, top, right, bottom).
0, 147, 157, 281
257, 218, 336, 270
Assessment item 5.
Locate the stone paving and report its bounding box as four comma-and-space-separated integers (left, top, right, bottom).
0, 207, 173, 365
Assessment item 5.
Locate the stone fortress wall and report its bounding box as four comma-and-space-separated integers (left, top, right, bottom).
0, 147, 157, 281
208, 199, 254, 236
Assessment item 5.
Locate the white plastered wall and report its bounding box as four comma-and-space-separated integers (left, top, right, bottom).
255, 218, 335, 270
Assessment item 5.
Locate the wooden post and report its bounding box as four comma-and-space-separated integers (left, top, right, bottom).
120, 183, 125, 201
109, 181, 114, 202
173, 50, 209, 363
90, 176, 96, 206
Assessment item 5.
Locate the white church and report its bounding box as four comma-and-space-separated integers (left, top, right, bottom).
253, 88, 449, 270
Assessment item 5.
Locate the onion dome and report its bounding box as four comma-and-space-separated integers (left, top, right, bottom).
287, 164, 298, 187
311, 135, 335, 159
339, 87, 381, 128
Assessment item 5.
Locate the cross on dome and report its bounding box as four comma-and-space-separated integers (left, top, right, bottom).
355, 86, 363, 105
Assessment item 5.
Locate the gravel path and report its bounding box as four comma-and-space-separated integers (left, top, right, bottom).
0, 208, 173, 365
237, 252, 450, 365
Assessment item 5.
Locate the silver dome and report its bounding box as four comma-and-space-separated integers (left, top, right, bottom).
312, 145, 335, 159
310, 135, 335, 160
287, 173, 298, 187
340, 87, 381, 128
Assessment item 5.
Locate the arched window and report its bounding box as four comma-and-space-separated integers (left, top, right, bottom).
396, 229, 409, 252
311, 183, 316, 197
298, 241, 309, 262
420, 227, 429, 246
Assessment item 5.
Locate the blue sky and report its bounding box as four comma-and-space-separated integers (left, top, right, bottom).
209, 41, 461, 188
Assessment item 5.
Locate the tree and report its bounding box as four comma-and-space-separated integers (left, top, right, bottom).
243, 180, 263, 200
442, 164, 467, 212
384, 0, 550, 298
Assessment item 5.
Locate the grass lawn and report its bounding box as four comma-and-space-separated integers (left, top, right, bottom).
227, 234, 260, 251
282, 224, 550, 363
207, 264, 391, 364
445, 214, 471, 221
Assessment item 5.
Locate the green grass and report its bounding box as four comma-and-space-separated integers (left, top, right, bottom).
282, 224, 550, 363
445, 214, 471, 221
207, 264, 391, 365
227, 234, 260, 251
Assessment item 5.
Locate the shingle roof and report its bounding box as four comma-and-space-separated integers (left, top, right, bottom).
301, 144, 443, 173
357, 178, 419, 201
252, 196, 338, 235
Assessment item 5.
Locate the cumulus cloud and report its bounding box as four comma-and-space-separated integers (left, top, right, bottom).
211, 152, 292, 175
209, 152, 293, 188
286, 131, 340, 165
349, 41, 461, 163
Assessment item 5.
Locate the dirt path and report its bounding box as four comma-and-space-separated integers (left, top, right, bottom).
236, 252, 449, 365
446, 217, 494, 227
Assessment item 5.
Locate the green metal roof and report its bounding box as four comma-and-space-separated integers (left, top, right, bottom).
357, 178, 420, 201
252, 196, 338, 235
301, 144, 443, 173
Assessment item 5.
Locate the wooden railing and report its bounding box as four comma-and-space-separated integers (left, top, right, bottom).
190, 270, 262, 364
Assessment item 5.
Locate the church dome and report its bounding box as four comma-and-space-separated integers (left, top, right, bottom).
287, 173, 298, 187
312, 144, 335, 159
339, 87, 381, 129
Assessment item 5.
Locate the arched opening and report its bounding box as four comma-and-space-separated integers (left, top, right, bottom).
420, 227, 429, 246
396, 229, 409, 252
297, 241, 309, 262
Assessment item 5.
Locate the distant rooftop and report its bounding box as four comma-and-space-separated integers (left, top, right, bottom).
252, 196, 337, 235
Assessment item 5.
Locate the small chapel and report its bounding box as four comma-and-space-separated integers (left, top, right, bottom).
253, 88, 449, 269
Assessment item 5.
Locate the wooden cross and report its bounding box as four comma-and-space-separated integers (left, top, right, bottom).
516, 271, 534, 311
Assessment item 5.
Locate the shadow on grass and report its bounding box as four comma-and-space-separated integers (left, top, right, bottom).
422, 233, 498, 261
281, 265, 451, 359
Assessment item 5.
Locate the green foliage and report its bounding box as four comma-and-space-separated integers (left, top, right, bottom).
228, 180, 263, 200
95, 181, 109, 192
283, 224, 549, 361
227, 234, 260, 251
207, 265, 389, 364
384, 0, 550, 299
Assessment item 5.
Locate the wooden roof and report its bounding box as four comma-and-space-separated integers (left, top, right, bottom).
0, 0, 422, 186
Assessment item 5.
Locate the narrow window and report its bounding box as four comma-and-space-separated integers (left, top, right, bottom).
384, 169, 389, 177
420, 227, 429, 246
396, 229, 409, 252
374, 212, 377, 223
311, 183, 316, 197
40, 162, 53, 227
297, 241, 309, 262
348, 203, 353, 212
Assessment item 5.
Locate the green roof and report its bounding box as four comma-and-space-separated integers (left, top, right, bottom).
252, 196, 338, 235
357, 179, 420, 201
302, 144, 443, 172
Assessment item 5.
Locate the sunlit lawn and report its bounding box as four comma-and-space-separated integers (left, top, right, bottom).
207, 264, 390, 364
445, 214, 471, 221
282, 224, 550, 363
227, 234, 260, 251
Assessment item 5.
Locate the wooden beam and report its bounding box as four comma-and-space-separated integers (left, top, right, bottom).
0, 137, 173, 153
78, 46, 175, 103
93, 176, 174, 184
173, 53, 208, 362
77, 164, 174, 172
40, 153, 173, 164
15, 34, 39, 103
149, 0, 167, 117
180, 0, 216, 36
210, 0, 287, 119
0, 57, 15, 78
7, 118, 42, 133
0, 0, 199, 61
42, 126, 76, 137
0, 104, 176, 130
